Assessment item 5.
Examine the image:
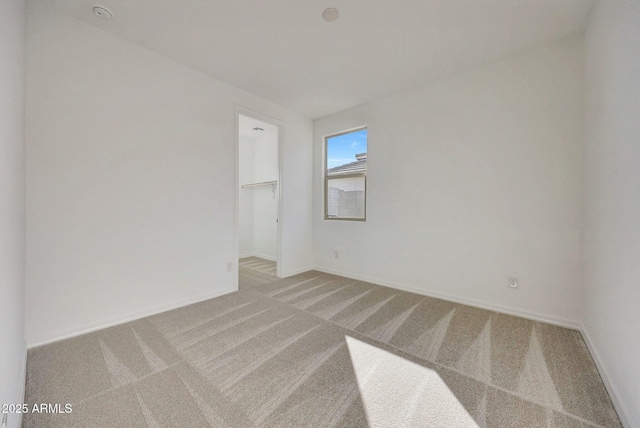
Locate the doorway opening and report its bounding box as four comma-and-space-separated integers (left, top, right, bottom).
237, 110, 282, 281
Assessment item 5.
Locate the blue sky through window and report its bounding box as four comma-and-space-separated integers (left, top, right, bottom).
326, 128, 368, 169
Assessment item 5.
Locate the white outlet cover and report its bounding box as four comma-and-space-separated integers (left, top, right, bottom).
508, 276, 518, 288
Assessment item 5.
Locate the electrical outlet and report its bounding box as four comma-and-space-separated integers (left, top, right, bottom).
226, 262, 233, 272
508, 276, 518, 289
334, 250, 339, 259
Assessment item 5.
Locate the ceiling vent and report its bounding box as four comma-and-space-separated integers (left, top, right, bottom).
93, 6, 112, 20
322, 8, 339, 22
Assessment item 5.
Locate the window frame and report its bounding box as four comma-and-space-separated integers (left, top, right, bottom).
324, 127, 367, 222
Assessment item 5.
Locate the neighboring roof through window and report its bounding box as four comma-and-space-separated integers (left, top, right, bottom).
327, 153, 367, 176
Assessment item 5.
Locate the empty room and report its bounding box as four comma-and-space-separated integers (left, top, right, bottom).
1, 0, 639, 427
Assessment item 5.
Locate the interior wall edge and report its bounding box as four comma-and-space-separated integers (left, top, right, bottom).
250, 253, 277, 262
17, 343, 27, 428
279, 265, 315, 279
25, 287, 236, 349
579, 323, 633, 428
313, 266, 581, 330
239, 253, 277, 262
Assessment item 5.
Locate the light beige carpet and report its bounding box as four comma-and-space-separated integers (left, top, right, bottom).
239, 257, 278, 279
24, 260, 621, 427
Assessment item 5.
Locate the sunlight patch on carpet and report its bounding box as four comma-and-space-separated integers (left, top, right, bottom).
346, 336, 479, 427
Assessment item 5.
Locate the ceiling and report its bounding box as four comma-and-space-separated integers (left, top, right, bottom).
41, 0, 594, 119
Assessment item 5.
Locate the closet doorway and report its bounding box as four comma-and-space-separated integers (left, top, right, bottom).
237, 109, 282, 280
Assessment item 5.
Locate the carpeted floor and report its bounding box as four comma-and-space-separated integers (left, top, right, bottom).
23, 259, 621, 427
239, 257, 278, 280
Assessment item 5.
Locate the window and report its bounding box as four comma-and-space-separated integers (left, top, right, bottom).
325, 128, 367, 220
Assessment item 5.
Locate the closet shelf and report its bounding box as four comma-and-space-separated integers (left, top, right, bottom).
241, 180, 277, 188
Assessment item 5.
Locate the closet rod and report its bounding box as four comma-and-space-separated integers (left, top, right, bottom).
241, 180, 277, 188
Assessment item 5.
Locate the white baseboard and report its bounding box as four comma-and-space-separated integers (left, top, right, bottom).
254, 253, 276, 262
19, 264, 631, 427
280, 265, 315, 278
313, 266, 581, 330
239, 252, 277, 262
26, 287, 236, 349
579, 324, 633, 428
14, 342, 27, 428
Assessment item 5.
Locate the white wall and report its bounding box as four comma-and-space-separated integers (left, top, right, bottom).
313, 36, 585, 326
239, 136, 255, 256
25, 1, 313, 346
252, 134, 279, 260
583, 1, 640, 426
0, 0, 26, 427
239, 131, 278, 261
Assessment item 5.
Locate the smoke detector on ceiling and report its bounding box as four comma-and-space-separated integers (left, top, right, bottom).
93, 6, 112, 20
322, 8, 339, 22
